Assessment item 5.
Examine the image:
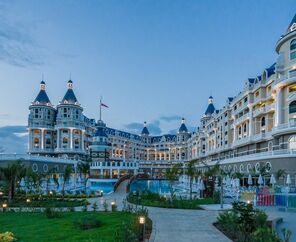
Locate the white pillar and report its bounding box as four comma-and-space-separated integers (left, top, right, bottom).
81, 131, 84, 150
233, 126, 236, 142
57, 129, 60, 149
275, 88, 283, 126
110, 162, 112, 179
41, 129, 44, 149
70, 129, 73, 149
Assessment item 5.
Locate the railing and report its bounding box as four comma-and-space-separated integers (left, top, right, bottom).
273, 121, 296, 132
234, 113, 250, 125
253, 103, 275, 117
0, 153, 79, 164
113, 174, 132, 192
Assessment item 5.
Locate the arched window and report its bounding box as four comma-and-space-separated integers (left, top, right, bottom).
261, 117, 266, 127
291, 39, 296, 60
243, 123, 247, 133
62, 137, 68, 144
289, 101, 296, 113
291, 39, 296, 51
289, 136, 296, 150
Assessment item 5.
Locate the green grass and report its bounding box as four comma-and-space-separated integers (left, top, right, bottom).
0, 212, 135, 242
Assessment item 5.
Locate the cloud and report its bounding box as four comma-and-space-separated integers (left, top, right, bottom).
0, 2, 43, 67
159, 115, 183, 122
124, 120, 162, 135
0, 125, 28, 153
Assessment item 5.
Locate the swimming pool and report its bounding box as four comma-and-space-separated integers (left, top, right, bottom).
130, 179, 181, 194
88, 181, 115, 194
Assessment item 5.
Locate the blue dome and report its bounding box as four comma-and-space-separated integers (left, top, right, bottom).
34, 90, 50, 104
61, 80, 78, 104
205, 96, 215, 116
141, 122, 149, 135
178, 123, 188, 133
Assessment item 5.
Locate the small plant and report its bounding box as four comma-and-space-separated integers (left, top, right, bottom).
44, 207, 61, 219
92, 202, 98, 212
251, 227, 281, 242
67, 207, 75, 212
0, 232, 15, 242
103, 200, 108, 212
74, 216, 102, 230
82, 204, 88, 212
282, 228, 292, 242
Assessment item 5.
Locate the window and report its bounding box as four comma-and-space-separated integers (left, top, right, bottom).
267, 85, 272, 93
244, 97, 248, 103
291, 39, 296, 60
289, 136, 296, 150
289, 101, 296, 113
63, 137, 68, 144
243, 123, 247, 133
255, 91, 259, 98
261, 117, 266, 127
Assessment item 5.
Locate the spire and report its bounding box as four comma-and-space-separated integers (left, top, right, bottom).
205, 96, 215, 116
287, 14, 296, 34
33, 81, 51, 105
61, 80, 79, 105
141, 121, 150, 136
178, 118, 188, 133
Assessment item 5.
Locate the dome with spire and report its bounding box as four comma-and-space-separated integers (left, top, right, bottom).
286, 14, 296, 34
141, 121, 150, 136
178, 118, 188, 133
33, 81, 51, 105
61, 80, 79, 105
204, 96, 215, 116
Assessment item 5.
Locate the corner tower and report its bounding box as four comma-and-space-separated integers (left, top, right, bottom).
55, 80, 85, 158
28, 81, 56, 154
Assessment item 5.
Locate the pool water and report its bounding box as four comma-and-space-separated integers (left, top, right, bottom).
88, 181, 115, 194
130, 179, 180, 194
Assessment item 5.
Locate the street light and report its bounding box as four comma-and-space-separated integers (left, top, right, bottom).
26, 198, 31, 203
139, 216, 146, 241
2, 203, 7, 212
111, 201, 117, 212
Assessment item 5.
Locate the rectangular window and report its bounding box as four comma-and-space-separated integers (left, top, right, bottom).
291, 51, 296, 60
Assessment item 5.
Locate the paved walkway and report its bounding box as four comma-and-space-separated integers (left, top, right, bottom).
87, 180, 231, 242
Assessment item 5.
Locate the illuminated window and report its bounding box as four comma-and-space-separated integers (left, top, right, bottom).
63, 137, 68, 144
34, 130, 40, 134
289, 85, 296, 93
255, 91, 259, 98
34, 138, 39, 143
267, 85, 272, 93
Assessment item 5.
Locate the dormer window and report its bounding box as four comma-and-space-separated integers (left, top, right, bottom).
290, 39, 296, 60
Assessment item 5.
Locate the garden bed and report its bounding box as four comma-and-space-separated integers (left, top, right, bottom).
0, 212, 137, 242
127, 191, 218, 209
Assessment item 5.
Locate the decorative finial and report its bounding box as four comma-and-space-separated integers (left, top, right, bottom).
144, 121, 147, 127
181, 118, 185, 124
40, 80, 46, 90
67, 79, 73, 89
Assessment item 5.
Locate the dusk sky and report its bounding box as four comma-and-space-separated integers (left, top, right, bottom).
0, 0, 295, 152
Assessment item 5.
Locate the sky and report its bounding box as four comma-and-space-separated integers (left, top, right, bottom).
0, 0, 295, 152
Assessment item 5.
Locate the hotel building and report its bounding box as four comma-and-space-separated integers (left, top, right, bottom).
27, 14, 296, 181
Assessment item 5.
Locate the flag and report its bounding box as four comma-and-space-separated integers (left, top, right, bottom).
101, 103, 109, 108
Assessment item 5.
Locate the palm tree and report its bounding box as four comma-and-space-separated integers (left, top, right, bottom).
45, 168, 57, 194
78, 161, 90, 194
0, 160, 25, 202
185, 160, 198, 200
62, 165, 72, 198
276, 169, 286, 184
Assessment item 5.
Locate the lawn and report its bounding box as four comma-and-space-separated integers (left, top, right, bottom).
0, 212, 135, 242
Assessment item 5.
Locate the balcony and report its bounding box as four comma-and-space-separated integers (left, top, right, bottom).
253, 103, 275, 117
234, 113, 250, 125
55, 148, 85, 154
272, 121, 296, 135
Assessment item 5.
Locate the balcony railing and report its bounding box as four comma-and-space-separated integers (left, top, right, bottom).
234, 113, 250, 125
273, 121, 296, 133
253, 103, 275, 117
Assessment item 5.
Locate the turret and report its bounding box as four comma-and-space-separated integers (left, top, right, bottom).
28, 81, 56, 154
55, 80, 85, 157
141, 121, 150, 136
177, 118, 190, 143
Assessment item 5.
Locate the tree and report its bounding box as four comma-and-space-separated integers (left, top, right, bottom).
185, 160, 197, 200
62, 164, 72, 198
275, 169, 286, 182
78, 161, 90, 194
0, 160, 25, 202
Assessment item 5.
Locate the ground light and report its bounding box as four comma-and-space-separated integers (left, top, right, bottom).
111, 201, 116, 211
2, 203, 7, 212
139, 216, 145, 241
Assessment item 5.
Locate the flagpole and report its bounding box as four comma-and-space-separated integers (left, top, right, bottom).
99, 98, 102, 121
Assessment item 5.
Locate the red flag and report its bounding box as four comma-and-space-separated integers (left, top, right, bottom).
101, 103, 109, 108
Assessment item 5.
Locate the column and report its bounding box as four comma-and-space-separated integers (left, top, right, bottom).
81, 131, 85, 150
147, 149, 149, 161
56, 129, 60, 149
123, 144, 126, 162
155, 149, 157, 160
248, 110, 252, 136
110, 162, 112, 179
168, 148, 171, 160
70, 129, 73, 149
100, 162, 103, 178
233, 126, 236, 142
174, 148, 177, 160
41, 129, 44, 149
275, 87, 283, 126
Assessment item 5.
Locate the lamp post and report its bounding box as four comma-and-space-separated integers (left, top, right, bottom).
2, 203, 7, 212
139, 216, 145, 241
111, 201, 116, 212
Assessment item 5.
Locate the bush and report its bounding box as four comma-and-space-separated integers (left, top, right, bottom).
0, 232, 15, 242
251, 227, 281, 242
74, 216, 102, 230
217, 211, 239, 239
44, 207, 61, 219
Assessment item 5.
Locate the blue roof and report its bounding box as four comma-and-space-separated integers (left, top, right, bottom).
178, 123, 188, 133
266, 63, 276, 77
34, 90, 50, 104
141, 126, 149, 135
287, 14, 296, 33
205, 103, 215, 116
62, 88, 78, 104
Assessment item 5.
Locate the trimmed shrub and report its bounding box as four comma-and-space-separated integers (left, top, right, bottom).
44, 207, 61, 219
74, 216, 102, 230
